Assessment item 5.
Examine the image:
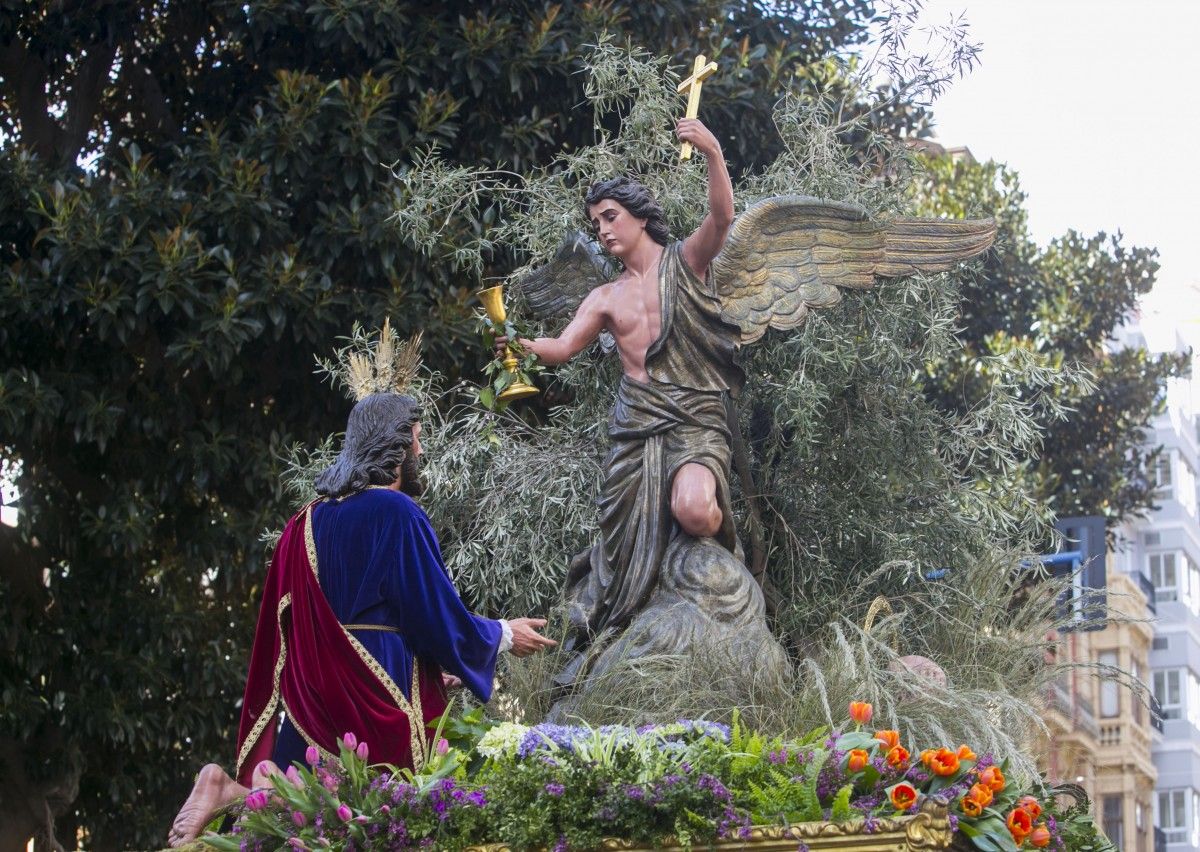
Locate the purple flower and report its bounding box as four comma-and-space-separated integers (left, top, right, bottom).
544, 782, 565, 797
244, 790, 269, 811
336, 804, 352, 822
305, 746, 320, 765
318, 769, 339, 793
552, 837, 568, 852
291, 810, 307, 827
697, 774, 732, 802
624, 785, 644, 800
436, 738, 449, 756
768, 748, 790, 765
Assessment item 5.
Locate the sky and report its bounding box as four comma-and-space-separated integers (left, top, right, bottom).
905, 0, 1200, 338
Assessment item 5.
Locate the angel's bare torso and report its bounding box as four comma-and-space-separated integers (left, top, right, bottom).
586, 253, 664, 383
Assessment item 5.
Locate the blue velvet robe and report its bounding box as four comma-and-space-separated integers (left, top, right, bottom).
272, 488, 501, 768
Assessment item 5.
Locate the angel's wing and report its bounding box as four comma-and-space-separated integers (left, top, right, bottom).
513, 231, 614, 322
712, 195, 996, 344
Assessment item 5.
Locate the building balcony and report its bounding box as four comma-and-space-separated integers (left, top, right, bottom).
1096, 719, 1157, 780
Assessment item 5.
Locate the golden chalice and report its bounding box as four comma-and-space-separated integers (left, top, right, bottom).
478, 284, 539, 403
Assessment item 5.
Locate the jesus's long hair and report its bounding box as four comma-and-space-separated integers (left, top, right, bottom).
315, 393, 424, 499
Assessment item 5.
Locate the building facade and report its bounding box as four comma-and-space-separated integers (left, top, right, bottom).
1038, 569, 1158, 851
1112, 319, 1200, 850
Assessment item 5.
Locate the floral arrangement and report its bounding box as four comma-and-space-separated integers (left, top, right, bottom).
202, 703, 1114, 851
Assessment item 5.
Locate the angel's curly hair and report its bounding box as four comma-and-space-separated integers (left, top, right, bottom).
584, 177, 670, 246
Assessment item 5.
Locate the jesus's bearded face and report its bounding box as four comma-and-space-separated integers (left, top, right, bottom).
398, 421, 424, 498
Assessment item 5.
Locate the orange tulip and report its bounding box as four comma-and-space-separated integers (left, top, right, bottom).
919, 748, 937, 767
886, 745, 910, 769
849, 701, 874, 725
967, 783, 993, 809
928, 747, 960, 777
960, 794, 983, 818
1018, 795, 1042, 820
1030, 825, 1051, 848
979, 766, 1006, 793
1007, 807, 1033, 841
890, 782, 918, 811
875, 730, 900, 749
847, 749, 870, 772
957, 744, 977, 761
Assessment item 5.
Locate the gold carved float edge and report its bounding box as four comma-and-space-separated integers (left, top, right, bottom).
467, 799, 953, 851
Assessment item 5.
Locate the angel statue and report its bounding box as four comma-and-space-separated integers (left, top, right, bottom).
500, 117, 995, 698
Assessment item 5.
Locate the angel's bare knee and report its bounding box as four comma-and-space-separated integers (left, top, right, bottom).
671, 465, 721, 537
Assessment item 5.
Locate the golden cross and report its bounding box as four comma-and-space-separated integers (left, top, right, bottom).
676, 54, 718, 160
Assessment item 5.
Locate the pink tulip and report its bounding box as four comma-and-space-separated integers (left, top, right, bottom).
256, 761, 275, 779
380, 805, 391, 815
285, 766, 301, 786
286, 839, 307, 850
337, 803, 352, 822
342, 732, 358, 750
291, 810, 307, 827
305, 745, 320, 765
355, 741, 369, 761
436, 738, 449, 756
244, 790, 269, 811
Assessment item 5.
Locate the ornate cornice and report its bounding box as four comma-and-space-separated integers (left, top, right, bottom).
468, 800, 954, 851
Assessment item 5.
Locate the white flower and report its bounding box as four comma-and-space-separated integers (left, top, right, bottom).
475, 722, 529, 759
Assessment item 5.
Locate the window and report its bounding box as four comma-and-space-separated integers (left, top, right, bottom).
1153, 453, 1173, 492
1188, 671, 1200, 729
1180, 457, 1198, 516
1099, 651, 1119, 718
1158, 789, 1187, 845
1103, 795, 1124, 850
1150, 552, 1179, 602
1154, 669, 1182, 720
1194, 790, 1200, 849
1189, 554, 1200, 614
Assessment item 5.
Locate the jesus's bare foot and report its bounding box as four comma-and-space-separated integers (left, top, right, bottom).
168, 763, 248, 847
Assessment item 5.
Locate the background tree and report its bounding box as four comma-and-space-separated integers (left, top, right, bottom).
911, 153, 1189, 527
0, 1, 888, 848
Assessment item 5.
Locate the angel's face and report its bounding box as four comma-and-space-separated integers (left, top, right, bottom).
587, 199, 646, 258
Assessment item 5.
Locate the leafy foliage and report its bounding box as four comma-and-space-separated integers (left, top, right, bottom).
0, 1, 888, 847
910, 154, 1188, 527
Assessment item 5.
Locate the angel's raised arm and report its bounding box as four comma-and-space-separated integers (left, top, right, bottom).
678, 118, 734, 278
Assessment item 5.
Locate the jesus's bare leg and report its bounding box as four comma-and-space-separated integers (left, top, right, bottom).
670, 462, 722, 538
168, 759, 280, 847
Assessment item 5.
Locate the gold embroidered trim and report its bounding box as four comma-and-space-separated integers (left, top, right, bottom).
236, 592, 292, 778
282, 698, 336, 764
303, 502, 428, 768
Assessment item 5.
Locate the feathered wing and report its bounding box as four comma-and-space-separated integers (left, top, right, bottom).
712, 195, 996, 344
513, 231, 615, 322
